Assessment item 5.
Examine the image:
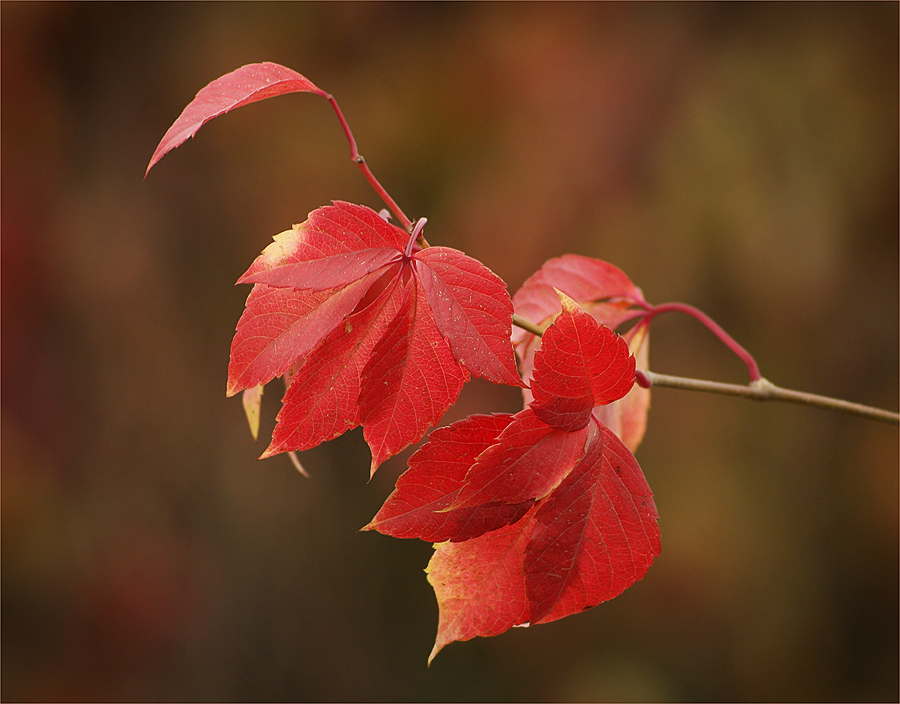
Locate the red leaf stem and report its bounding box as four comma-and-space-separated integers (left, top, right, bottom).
629, 299, 761, 382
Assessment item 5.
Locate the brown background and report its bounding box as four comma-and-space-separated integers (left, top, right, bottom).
3, 3, 897, 701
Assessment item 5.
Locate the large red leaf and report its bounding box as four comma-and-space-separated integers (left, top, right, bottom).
524, 420, 660, 624
529, 292, 635, 431
146, 62, 326, 176
416, 416, 659, 660
363, 414, 533, 542
228, 201, 521, 472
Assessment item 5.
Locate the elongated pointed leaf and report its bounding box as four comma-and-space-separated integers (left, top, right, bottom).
529, 292, 635, 431
226, 275, 374, 397
241, 384, 264, 441
238, 203, 406, 291
359, 272, 468, 473
146, 62, 326, 176
451, 408, 589, 510
363, 414, 532, 542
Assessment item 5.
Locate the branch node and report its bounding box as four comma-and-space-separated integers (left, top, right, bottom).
750, 377, 777, 400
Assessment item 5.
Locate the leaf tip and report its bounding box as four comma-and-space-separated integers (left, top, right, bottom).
241, 384, 264, 441
554, 288, 579, 312
427, 641, 444, 667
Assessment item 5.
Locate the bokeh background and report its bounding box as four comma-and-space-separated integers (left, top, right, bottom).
3, 3, 898, 701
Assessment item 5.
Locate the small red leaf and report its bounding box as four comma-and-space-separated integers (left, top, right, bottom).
146, 62, 326, 176
593, 319, 651, 451
451, 408, 589, 510
364, 414, 532, 543
414, 248, 522, 387
426, 507, 538, 664
512, 255, 651, 452
511, 254, 645, 349
529, 292, 635, 431
525, 421, 660, 624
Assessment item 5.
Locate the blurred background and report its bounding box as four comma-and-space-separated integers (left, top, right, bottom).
3, 3, 897, 701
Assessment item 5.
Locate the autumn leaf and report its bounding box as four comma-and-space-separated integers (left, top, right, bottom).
524, 421, 659, 625
146, 62, 326, 176
426, 508, 538, 665
512, 254, 651, 452
369, 297, 658, 660
228, 201, 522, 473
529, 291, 636, 431
362, 414, 533, 543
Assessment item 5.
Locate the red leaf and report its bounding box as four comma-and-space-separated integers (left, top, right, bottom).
592, 319, 650, 451
511, 254, 645, 349
420, 417, 659, 659
425, 507, 538, 664
451, 408, 590, 510
234, 202, 520, 472
363, 414, 532, 542
261, 271, 403, 459
146, 62, 326, 176
226, 274, 374, 397
358, 272, 468, 473
512, 255, 651, 452
529, 292, 635, 431
238, 204, 405, 291
525, 421, 660, 624
414, 248, 522, 386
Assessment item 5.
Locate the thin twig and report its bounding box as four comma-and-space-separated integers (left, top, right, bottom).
637, 371, 899, 425
511, 313, 547, 337
511, 315, 899, 426
637, 301, 762, 381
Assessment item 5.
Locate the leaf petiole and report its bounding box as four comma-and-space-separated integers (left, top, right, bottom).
404, 218, 427, 258
627, 299, 761, 382
324, 94, 412, 230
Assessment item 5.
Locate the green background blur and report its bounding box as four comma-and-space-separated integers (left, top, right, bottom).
3, 3, 897, 701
